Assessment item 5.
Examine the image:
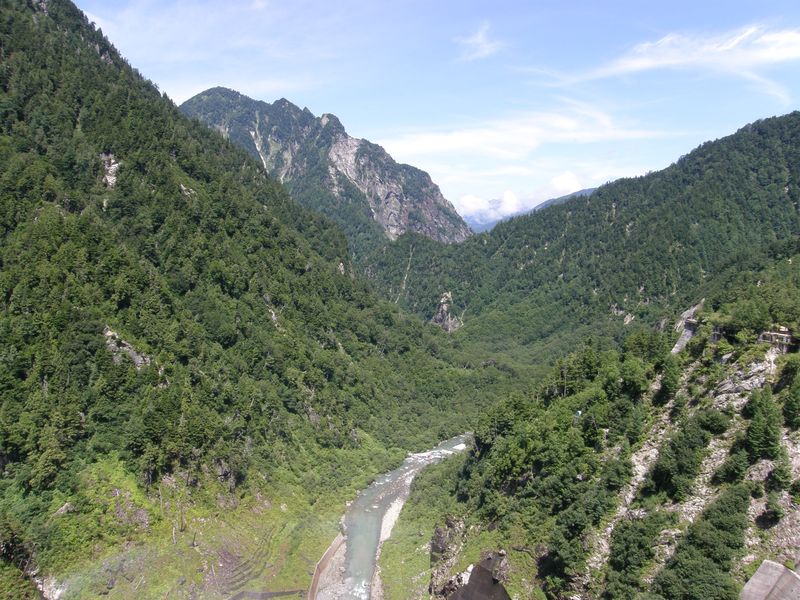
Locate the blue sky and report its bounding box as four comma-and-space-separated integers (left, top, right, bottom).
76, 0, 800, 224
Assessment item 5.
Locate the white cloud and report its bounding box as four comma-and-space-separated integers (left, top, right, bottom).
377, 100, 673, 222
574, 25, 800, 103
378, 101, 664, 161
550, 171, 582, 195
455, 22, 503, 61
437, 156, 655, 222
456, 191, 523, 225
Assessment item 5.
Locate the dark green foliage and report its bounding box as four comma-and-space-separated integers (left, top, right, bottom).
359, 110, 800, 375
450, 337, 666, 594
0, 0, 511, 575
695, 408, 730, 435
745, 389, 783, 460
764, 491, 785, 523
642, 409, 728, 501
790, 478, 800, 501
769, 448, 793, 491
655, 354, 681, 405
713, 449, 750, 484
784, 385, 800, 429
604, 511, 677, 599
652, 484, 751, 600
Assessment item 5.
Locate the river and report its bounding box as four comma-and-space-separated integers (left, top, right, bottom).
309, 434, 471, 600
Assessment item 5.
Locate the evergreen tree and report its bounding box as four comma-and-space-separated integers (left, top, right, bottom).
746, 389, 782, 460
784, 385, 800, 430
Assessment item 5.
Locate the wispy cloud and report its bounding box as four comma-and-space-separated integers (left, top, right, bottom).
378, 101, 673, 219
455, 22, 503, 61
568, 25, 800, 103
451, 159, 650, 222
378, 100, 667, 161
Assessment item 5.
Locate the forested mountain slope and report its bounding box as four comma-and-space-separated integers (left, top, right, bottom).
180, 87, 471, 263
366, 115, 800, 366
0, 2, 507, 597
380, 258, 800, 599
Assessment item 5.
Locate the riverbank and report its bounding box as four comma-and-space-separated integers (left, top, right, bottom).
309, 435, 471, 600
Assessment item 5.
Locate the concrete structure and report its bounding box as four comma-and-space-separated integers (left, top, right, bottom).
740, 560, 800, 600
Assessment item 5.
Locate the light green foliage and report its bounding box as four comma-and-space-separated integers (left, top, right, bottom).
0, 557, 38, 600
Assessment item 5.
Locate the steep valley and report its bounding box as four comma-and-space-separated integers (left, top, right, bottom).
1, 2, 800, 600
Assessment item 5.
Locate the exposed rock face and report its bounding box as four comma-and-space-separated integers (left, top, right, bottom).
33, 576, 65, 600
429, 516, 466, 596
100, 152, 119, 188
431, 292, 463, 333
432, 549, 511, 600
103, 326, 151, 369
180, 88, 471, 248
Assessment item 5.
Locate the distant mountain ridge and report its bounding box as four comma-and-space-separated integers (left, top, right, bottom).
180, 88, 471, 259
465, 187, 597, 232
365, 111, 800, 366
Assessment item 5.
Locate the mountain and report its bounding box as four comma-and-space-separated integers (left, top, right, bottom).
180, 87, 471, 261
4, 1, 800, 599
0, 3, 511, 597
379, 262, 800, 598
381, 276, 800, 600
365, 114, 800, 367
464, 187, 596, 232
532, 186, 596, 213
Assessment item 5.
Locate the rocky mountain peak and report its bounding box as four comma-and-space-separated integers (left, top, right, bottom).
180, 89, 471, 254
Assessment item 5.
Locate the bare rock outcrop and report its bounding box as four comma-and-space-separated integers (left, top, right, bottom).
100, 153, 119, 188
429, 516, 467, 596
103, 326, 152, 369
180, 88, 472, 246
431, 292, 463, 333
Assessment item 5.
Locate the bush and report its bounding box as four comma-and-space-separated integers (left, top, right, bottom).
745, 389, 782, 460
713, 449, 749, 484
783, 386, 800, 429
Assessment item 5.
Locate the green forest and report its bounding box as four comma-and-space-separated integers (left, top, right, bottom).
380, 267, 800, 598
2, 1, 800, 599
362, 114, 800, 370
0, 2, 520, 596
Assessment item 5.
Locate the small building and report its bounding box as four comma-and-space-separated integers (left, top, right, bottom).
757, 328, 797, 353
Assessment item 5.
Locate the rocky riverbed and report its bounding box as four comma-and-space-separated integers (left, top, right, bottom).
310, 435, 471, 600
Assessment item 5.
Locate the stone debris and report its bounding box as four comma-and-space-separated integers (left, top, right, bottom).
431, 291, 463, 333
103, 326, 152, 370
100, 153, 120, 188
